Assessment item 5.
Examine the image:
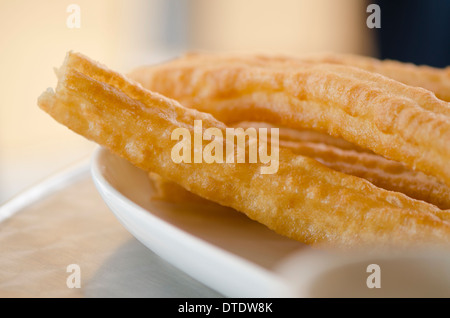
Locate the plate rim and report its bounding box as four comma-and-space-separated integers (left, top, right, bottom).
90, 146, 296, 297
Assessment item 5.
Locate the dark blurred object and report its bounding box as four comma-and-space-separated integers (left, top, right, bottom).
374, 0, 450, 67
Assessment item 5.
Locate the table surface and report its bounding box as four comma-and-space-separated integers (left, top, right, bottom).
3, 163, 450, 298
0, 170, 222, 298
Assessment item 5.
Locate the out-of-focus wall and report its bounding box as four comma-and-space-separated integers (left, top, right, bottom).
0, 0, 165, 147
188, 0, 375, 55
0, 0, 170, 202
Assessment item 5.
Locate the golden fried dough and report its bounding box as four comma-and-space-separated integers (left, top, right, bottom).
38, 52, 450, 248
150, 120, 450, 209
135, 51, 450, 101
148, 172, 211, 204
232, 121, 368, 152
128, 54, 450, 188
282, 140, 450, 210
301, 52, 450, 102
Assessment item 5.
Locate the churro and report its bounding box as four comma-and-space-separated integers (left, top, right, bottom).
38, 52, 450, 248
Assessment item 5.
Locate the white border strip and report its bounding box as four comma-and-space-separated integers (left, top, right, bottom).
0, 158, 90, 223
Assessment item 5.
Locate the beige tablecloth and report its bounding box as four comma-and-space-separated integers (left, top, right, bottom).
0, 172, 222, 298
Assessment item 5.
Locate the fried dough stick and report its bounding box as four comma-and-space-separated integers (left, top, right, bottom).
127, 55, 450, 187
234, 121, 450, 209
300, 52, 450, 102
38, 52, 450, 248
135, 52, 450, 102
284, 141, 450, 210
233, 121, 368, 152
150, 121, 450, 209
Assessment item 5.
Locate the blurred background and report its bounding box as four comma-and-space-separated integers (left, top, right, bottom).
0, 0, 449, 204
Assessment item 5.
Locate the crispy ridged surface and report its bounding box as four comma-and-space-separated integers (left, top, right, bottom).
283, 140, 450, 210
139, 51, 450, 102
232, 121, 368, 152
301, 52, 450, 102
232, 121, 450, 210
128, 54, 450, 187
150, 120, 450, 209
38, 52, 450, 248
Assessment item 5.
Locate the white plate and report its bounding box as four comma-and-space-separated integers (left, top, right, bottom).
91, 147, 450, 298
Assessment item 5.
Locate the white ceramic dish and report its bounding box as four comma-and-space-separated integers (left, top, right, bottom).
91, 147, 450, 298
